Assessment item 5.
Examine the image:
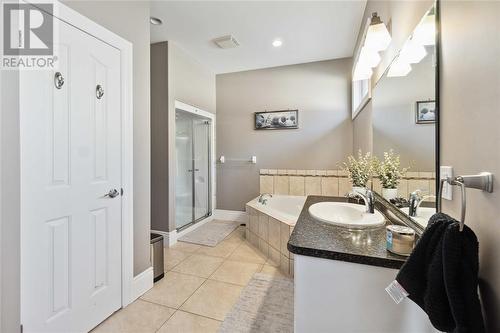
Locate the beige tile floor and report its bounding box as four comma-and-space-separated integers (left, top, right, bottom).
92, 225, 286, 333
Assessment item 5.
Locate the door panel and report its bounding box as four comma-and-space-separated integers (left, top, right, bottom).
175, 110, 194, 229
21, 17, 122, 333
193, 118, 210, 220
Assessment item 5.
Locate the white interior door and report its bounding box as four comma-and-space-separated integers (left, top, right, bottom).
20, 18, 122, 333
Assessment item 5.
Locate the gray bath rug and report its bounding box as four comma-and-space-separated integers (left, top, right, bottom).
219, 273, 294, 333
178, 219, 240, 247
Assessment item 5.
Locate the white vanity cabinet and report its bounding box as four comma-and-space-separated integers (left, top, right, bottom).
294, 254, 437, 333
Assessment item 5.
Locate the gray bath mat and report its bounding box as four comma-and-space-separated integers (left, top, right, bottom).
178, 220, 240, 247
219, 273, 294, 333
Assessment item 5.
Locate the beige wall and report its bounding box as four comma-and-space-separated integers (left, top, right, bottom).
352, 0, 434, 153
216, 59, 353, 210
64, 1, 151, 275
441, 2, 500, 331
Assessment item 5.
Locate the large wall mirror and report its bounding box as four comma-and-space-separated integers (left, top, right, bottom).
372, 4, 438, 230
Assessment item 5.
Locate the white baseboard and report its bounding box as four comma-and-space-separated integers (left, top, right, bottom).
130, 266, 153, 302
214, 209, 248, 223
151, 229, 177, 247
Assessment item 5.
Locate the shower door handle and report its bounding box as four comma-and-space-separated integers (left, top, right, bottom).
187, 169, 200, 172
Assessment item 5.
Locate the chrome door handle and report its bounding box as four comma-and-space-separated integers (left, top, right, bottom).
105, 189, 120, 198
187, 169, 200, 172
96, 84, 104, 99
54, 72, 65, 89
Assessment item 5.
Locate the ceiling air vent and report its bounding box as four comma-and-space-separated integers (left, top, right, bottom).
213, 35, 240, 49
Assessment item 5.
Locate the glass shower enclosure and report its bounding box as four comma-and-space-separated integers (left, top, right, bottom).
175, 108, 212, 230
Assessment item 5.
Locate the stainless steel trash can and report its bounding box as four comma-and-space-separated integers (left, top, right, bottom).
150, 233, 164, 282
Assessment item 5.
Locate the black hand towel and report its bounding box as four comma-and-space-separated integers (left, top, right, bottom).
396, 213, 454, 331
395, 213, 485, 333
442, 222, 485, 333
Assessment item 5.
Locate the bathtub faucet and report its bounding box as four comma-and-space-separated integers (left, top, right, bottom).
258, 193, 273, 205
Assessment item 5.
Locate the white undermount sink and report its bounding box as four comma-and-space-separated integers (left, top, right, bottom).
400, 207, 436, 228
308, 202, 385, 229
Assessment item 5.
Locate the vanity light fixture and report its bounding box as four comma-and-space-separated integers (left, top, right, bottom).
353, 62, 373, 81
387, 56, 412, 77
272, 39, 283, 47
353, 12, 391, 81
364, 12, 392, 52
413, 14, 435, 46
399, 38, 427, 64
358, 46, 382, 68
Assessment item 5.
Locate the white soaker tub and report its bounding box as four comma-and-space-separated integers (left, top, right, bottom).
246, 195, 306, 226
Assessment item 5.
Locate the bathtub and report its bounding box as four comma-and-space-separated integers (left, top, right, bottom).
245, 195, 306, 276
246, 195, 306, 226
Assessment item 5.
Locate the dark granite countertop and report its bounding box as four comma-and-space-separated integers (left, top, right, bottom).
287, 196, 411, 269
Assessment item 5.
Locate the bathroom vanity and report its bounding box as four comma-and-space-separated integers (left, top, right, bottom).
288, 196, 436, 332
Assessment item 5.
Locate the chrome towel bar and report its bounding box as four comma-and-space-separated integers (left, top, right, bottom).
438, 172, 494, 231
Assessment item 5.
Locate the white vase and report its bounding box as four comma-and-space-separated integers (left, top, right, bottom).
352, 186, 366, 196
382, 188, 398, 201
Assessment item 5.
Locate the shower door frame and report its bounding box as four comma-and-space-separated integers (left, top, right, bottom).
173, 101, 215, 232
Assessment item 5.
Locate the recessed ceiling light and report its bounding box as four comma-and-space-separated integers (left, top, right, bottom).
150, 17, 163, 25
272, 39, 283, 47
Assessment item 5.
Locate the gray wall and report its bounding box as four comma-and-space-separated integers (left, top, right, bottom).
167, 42, 216, 232
372, 55, 435, 171
0, 70, 21, 332
64, 1, 151, 276
441, 2, 500, 331
150, 42, 169, 233
216, 59, 353, 211
150, 42, 216, 233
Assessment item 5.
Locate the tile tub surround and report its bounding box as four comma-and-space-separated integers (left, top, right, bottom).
288, 196, 409, 269
245, 204, 297, 276
259, 169, 436, 199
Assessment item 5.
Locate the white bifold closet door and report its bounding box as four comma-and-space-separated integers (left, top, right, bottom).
20, 18, 122, 333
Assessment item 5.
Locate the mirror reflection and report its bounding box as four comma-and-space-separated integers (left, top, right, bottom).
372, 6, 437, 228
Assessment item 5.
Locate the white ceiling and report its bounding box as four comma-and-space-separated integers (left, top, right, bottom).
150, 1, 367, 74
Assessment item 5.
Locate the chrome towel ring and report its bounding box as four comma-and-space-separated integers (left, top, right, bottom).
438, 172, 494, 232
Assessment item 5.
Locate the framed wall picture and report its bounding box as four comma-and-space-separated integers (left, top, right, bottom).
254, 110, 299, 130
415, 100, 436, 124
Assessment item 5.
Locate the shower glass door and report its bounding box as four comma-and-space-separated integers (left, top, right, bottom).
175, 109, 212, 230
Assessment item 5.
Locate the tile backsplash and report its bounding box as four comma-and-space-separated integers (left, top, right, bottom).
259, 169, 436, 200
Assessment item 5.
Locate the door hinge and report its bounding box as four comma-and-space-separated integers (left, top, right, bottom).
121, 188, 124, 196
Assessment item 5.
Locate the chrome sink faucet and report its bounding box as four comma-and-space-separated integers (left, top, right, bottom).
347, 188, 375, 214
258, 193, 272, 205
408, 190, 436, 217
